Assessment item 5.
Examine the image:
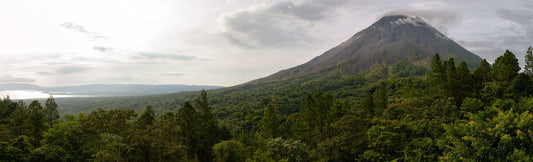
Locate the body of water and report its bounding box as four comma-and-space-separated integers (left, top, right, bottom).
0, 90, 89, 100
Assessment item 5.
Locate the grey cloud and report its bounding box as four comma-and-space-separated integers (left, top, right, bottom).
59, 22, 89, 33
498, 9, 533, 39
59, 22, 109, 40
270, 0, 349, 21
136, 52, 196, 61
0, 75, 35, 83
162, 73, 185, 76
452, 9, 533, 63
382, 8, 458, 34
460, 39, 505, 61
220, 0, 348, 47
99, 75, 157, 84
57, 66, 89, 74
460, 34, 530, 63
93, 35, 109, 39
93, 46, 113, 52
37, 72, 52, 75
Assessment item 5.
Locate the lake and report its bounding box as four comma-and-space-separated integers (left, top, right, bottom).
0, 90, 90, 99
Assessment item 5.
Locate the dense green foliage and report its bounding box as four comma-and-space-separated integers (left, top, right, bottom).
2, 49, 533, 161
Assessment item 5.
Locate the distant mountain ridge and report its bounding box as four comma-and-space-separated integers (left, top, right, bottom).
265, 15, 482, 80
0, 83, 223, 97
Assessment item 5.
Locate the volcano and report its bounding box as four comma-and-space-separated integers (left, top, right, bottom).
266, 15, 482, 80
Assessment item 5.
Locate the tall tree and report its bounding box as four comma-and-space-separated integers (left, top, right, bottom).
177, 101, 200, 159
81, 109, 137, 136
44, 95, 60, 127
512, 73, 533, 98
473, 59, 492, 97
193, 90, 219, 162
456, 61, 472, 106
297, 92, 346, 145
266, 137, 309, 161
444, 58, 458, 100
212, 140, 246, 162
9, 101, 30, 137
136, 106, 155, 129
493, 50, 521, 85
27, 100, 46, 147
195, 90, 211, 119
401, 78, 416, 98
429, 54, 446, 97
430, 54, 445, 75
374, 82, 388, 117
259, 104, 281, 138
10, 135, 33, 161
525, 46, 533, 75
360, 92, 375, 118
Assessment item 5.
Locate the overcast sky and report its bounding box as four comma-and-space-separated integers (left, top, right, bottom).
0, 0, 532, 87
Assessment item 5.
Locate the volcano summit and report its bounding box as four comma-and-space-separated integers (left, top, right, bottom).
266, 15, 482, 80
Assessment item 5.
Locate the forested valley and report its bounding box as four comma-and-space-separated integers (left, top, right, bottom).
2, 48, 533, 161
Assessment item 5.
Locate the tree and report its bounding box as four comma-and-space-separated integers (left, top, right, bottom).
177, 101, 200, 159
212, 140, 245, 162
512, 73, 533, 98
361, 125, 405, 161
456, 61, 473, 106
430, 54, 445, 75
360, 92, 375, 117
0, 96, 16, 122
193, 90, 220, 162
147, 118, 188, 161
8, 135, 33, 161
429, 54, 446, 97
473, 59, 492, 97
401, 78, 416, 98
493, 50, 521, 85
297, 92, 346, 145
27, 100, 46, 147
374, 82, 388, 117
9, 101, 30, 138
195, 90, 212, 121
44, 95, 60, 128
266, 137, 308, 161
80, 109, 137, 136
78, 109, 136, 160
525, 46, 533, 75
39, 120, 85, 161
444, 58, 458, 100
474, 59, 492, 83
259, 104, 281, 138
135, 106, 155, 129
439, 108, 533, 161
316, 115, 370, 161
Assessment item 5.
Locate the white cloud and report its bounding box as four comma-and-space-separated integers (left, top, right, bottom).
57, 66, 90, 75
381, 4, 458, 34
0, 0, 532, 87
219, 0, 349, 47
0, 75, 35, 83
134, 52, 197, 61
93, 46, 113, 52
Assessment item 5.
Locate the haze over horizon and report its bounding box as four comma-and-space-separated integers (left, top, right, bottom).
1, 0, 532, 87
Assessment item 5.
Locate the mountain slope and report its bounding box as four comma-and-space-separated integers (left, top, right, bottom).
55, 15, 484, 115
266, 15, 482, 80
